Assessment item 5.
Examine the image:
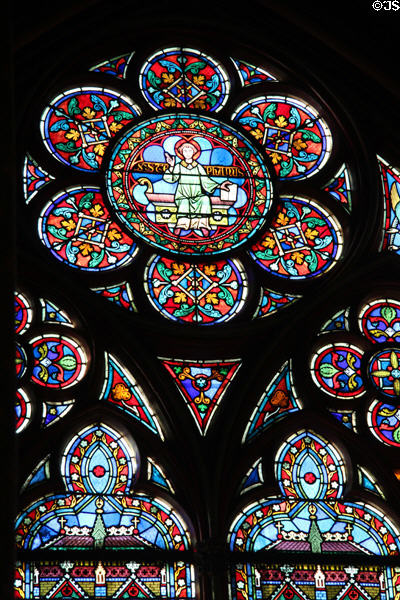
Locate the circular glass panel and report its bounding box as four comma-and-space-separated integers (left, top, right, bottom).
106, 113, 273, 256
369, 348, 400, 398
311, 343, 365, 398
30, 335, 87, 389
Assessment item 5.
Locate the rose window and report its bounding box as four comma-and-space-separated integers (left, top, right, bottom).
24, 45, 354, 328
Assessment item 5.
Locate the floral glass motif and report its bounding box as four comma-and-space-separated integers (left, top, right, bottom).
145, 256, 247, 324
254, 288, 300, 319
231, 563, 396, 600
378, 156, 400, 253
16, 389, 32, 434
89, 52, 134, 79
310, 343, 365, 399
250, 197, 342, 279
367, 400, 400, 447
229, 430, 400, 555
139, 47, 230, 111
231, 57, 277, 86
100, 353, 163, 438
15, 292, 33, 335
324, 163, 353, 210
161, 358, 241, 434
29, 334, 87, 389
243, 362, 302, 443
368, 348, 400, 398
359, 298, 400, 343
39, 187, 138, 271
16, 423, 192, 552
15, 560, 196, 599
22, 153, 54, 204
91, 281, 137, 312
106, 113, 273, 256
232, 95, 332, 179
40, 87, 141, 171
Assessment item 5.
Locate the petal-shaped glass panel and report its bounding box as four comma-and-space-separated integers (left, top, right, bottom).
145, 255, 248, 324
40, 87, 141, 171
250, 197, 343, 279
140, 47, 230, 112
39, 187, 138, 271
232, 95, 332, 179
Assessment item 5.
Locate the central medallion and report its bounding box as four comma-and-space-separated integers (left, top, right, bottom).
106, 114, 273, 255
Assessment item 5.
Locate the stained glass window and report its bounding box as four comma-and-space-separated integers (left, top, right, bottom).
12, 7, 400, 600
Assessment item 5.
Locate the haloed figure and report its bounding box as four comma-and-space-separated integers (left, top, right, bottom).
164, 139, 231, 236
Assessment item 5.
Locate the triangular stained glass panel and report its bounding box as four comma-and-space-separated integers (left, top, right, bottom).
329, 409, 357, 432
40, 298, 73, 326
42, 400, 75, 427
358, 466, 385, 498
21, 455, 51, 492
46, 577, 87, 599
100, 353, 163, 438
254, 287, 300, 319
240, 457, 264, 494
91, 282, 137, 312
89, 52, 134, 79
148, 457, 174, 493
319, 307, 350, 334
161, 358, 241, 435
231, 57, 277, 86
114, 576, 155, 599
273, 582, 308, 600
23, 153, 54, 204
338, 583, 374, 600
243, 361, 302, 443
323, 163, 353, 211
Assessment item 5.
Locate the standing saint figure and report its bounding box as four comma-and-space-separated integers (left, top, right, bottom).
163, 139, 231, 236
